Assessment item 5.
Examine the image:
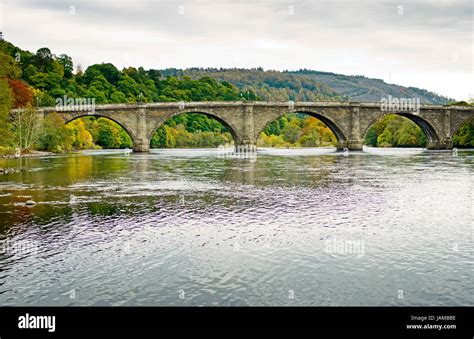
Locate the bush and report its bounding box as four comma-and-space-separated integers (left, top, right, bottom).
0, 146, 15, 156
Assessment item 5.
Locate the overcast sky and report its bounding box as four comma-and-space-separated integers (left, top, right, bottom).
0, 0, 472, 100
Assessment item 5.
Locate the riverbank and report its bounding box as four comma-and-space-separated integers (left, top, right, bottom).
0, 150, 55, 159
0, 151, 55, 175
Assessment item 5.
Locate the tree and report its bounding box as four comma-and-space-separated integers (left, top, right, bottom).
364, 127, 378, 146
8, 79, 33, 108
397, 120, 426, 147
151, 125, 167, 148
12, 105, 40, 151
37, 112, 72, 152
67, 119, 94, 149
300, 116, 336, 146
57, 54, 74, 78
34, 48, 54, 73
453, 119, 474, 148
116, 75, 141, 101
282, 120, 301, 144
75, 64, 83, 76
93, 118, 132, 149
22, 64, 38, 83
264, 120, 281, 136
147, 69, 161, 87
110, 91, 127, 103
0, 51, 23, 149
0, 78, 13, 147
32, 88, 55, 107
83, 63, 120, 85
377, 128, 394, 147
0, 52, 21, 79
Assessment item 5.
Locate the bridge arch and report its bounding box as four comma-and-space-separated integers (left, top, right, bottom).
255, 110, 348, 149
147, 110, 241, 147
361, 112, 441, 148
61, 113, 138, 148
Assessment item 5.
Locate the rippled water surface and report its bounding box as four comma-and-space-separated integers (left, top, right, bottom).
0, 148, 472, 306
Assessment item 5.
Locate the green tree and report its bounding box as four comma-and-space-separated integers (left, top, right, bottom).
94, 118, 132, 148
116, 75, 141, 102
364, 127, 378, 146
37, 112, 73, 152
82, 63, 120, 85
34, 48, 54, 73
57, 54, 74, 78
453, 119, 474, 148
0, 52, 21, 79
281, 120, 301, 144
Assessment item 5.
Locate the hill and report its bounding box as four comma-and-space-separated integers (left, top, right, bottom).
160, 68, 453, 104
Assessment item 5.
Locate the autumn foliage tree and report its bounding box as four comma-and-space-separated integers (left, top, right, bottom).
0, 51, 22, 152
8, 79, 33, 108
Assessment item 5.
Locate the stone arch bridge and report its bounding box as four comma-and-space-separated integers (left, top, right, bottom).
27, 101, 474, 152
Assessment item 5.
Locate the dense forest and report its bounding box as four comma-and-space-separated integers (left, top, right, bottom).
161, 68, 343, 102
0, 39, 472, 155
161, 68, 454, 104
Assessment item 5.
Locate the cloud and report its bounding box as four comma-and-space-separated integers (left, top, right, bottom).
1, 0, 472, 100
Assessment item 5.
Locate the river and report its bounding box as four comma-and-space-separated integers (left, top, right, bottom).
0, 147, 472, 306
